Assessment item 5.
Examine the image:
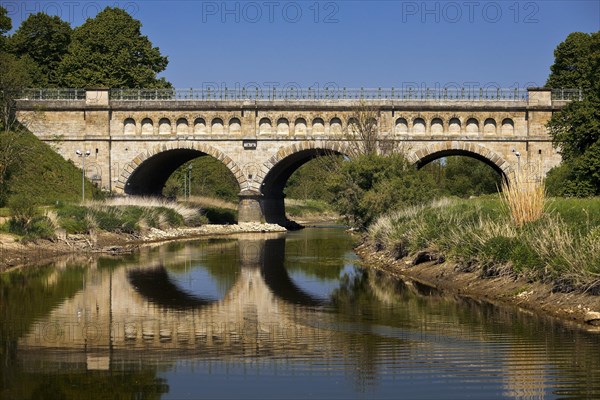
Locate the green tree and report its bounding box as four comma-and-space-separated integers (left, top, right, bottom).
546, 31, 600, 89
546, 30, 600, 196
328, 154, 439, 228
0, 6, 11, 51
9, 13, 72, 87
57, 7, 170, 88
421, 157, 502, 197
164, 157, 240, 201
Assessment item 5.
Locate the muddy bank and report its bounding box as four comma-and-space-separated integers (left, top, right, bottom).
355, 240, 600, 333
0, 223, 286, 272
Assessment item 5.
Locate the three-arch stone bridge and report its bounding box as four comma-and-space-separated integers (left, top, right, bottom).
16, 87, 572, 225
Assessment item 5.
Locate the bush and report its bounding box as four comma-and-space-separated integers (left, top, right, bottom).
6, 195, 55, 240
328, 154, 441, 229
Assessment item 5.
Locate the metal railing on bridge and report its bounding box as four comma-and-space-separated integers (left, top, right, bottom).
18, 88, 86, 100
551, 88, 585, 101
109, 87, 530, 101
16, 87, 586, 102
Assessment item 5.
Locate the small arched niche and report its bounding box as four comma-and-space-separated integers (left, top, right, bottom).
229, 118, 242, 134
277, 118, 290, 135
176, 118, 189, 135
141, 118, 153, 135
194, 118, 207, 134
124, 118, 136, 135
412, 118, 426, 134
448, 118, 461, 134
395, 118, 408, 134
294, 118, 307, 135
259, 118, 272, 135
212, 118, 224, 135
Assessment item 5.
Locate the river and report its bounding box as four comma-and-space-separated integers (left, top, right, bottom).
1, 226, 600, 399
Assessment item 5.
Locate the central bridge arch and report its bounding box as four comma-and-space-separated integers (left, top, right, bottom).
257, 141, 352, 226
118, 142, 244, 196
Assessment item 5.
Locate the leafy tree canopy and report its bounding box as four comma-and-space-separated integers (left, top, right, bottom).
9, 13, 72, 87
546, 31, 600, 90
0, 6, 11, 50
546, 30, 600, 196
57, 7, 170, 88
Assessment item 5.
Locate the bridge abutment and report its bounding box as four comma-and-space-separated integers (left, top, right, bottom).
238, 190, 264, 223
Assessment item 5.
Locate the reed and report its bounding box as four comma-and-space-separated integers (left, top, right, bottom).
500, 163, 546, 227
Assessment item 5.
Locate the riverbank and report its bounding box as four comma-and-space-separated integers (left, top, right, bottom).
0, 222, 286, 272
357, 241, 600, 331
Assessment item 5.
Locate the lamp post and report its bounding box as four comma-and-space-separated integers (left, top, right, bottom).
512, 149, 521, 173
187, 164, 193, 199
76, 150, 91, 202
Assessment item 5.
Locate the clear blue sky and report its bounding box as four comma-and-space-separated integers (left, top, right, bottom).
5, 1, 599, 88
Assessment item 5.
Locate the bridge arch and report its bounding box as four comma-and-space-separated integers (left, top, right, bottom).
409, 141, 512, 180
118, 142, 243, 196
256, 141, 352, 226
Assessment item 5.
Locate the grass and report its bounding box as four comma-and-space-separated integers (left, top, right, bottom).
1, 129, 100, 207
184, 196, 238, 224
369, 196, 600, 290
54, 198, 207, 235
285, 198, 336, 218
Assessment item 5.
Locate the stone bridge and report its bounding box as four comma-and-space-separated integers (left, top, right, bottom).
16, 87, 575, 224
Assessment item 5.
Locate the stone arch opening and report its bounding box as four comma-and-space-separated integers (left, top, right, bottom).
330, 117, 342, 135
466, 118, 479, 134
259, 142, 351, 227
413, 118, 426, 134
141, 118, 153, 135
159, 118, 171, 135
448, 118, 461, 134
431, 118, 444, 134
395, 118, 408, 134
413, 144, 510, 183
312, 118, 325, 135
294, 118, 307, 135
194, 118, 207, 134
229, 117, 242, 134
502, 118, 514, 135
176, 118, 189, 135
259, 118, 272, 135
484, 118, 497, 135
277, 118, 289, 135
211, 118, 224, 134
124, 118, 136, 135
120, 145, 241, 196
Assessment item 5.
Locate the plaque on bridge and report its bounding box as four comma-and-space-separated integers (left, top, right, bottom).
243, 140, 257, 150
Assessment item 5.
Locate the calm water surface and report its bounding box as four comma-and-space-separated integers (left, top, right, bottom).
1, 226, 600, 399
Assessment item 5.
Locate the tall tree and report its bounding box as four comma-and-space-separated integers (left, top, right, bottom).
0, 6, 11, 51
9, 13, 72, 87
57, 7, 170, 88
546, 30, 600, 196
546, 32, 600, 90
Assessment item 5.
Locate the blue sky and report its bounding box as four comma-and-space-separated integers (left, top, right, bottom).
4, 1, 599, 88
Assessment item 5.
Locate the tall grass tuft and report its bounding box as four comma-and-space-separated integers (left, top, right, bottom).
96, 197, 201, 224
501, 163, 546, 227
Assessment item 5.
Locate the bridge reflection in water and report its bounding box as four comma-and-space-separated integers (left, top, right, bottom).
18, 232, 348, 365
8, 228, 600, 399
